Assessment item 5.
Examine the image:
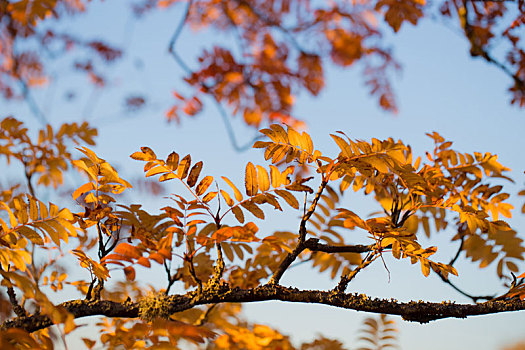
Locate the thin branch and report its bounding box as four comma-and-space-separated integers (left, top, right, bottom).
334, 251, 378, 293
6, 286, 27, 318
233, 0, 311, 54
19, 78, 49, 126
211, 96, 263, 151
167, 0, 262, 152
435, 234, 494, 302
97, 223, 105, 260
4, 285, 525, 333
269, 180, 328, 284
194, 304, 217, 326
85, 277, 97, 301
186, 255, 203, 294
460, 0, 525, 93
209, 242, 225, 287
164, 260, 173, 295
303, 238, 375, 254
449, 235, 464, 266
167, 0, 193, 71
23, 169, 36, 198
436, 272, 495, 302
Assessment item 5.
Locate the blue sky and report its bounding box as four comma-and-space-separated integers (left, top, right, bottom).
4, 1, 525, 349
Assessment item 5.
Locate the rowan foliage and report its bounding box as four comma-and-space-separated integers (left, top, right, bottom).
2, 0, 525, 128
1, 0, 525, 349
0, 116, 522, 347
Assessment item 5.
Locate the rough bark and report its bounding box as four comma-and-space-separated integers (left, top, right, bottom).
2, 284, 524, 333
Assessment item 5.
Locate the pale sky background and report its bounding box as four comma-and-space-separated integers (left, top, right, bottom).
4, 1, 525, 349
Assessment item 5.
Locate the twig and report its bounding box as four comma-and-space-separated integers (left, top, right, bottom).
167, 0, 262, 152
449, 235, 464, 266
268, 180, 328, 284
436, 271, 495, 302
435, 234, 493, 302
303, 238, 374, 254
212, 96, 263, 151
19, 79, 48, 125
24, 169, 36, 198
233, 0, 312, 54
334, 251, 378, 293
194, 304, 216, 326
187, 255, 202, 294
209, 242, 225, 286
460, 0, 525, 95
6, 286, 27, 317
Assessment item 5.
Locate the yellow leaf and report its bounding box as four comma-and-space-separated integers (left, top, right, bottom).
49, 203, 58, 217
77, 146, 103, 164
330, 134, 353, 158
302, 131, 314, 154
196, 176, 213, 196
17, 226, 43, 245
202, 191, 218, 203
0, 217, 8, 233
43, 221, 63, 245
177, 155, 191, 179
365, 156, 390, 173
166, 152, 179, 171
114, 242, 142, 259
421, 258, 430, 277
146, 165, 169, 178
1, 202, 18, 227
275, 190, 299, 209
28, 197, 39, 221
257, 165, 270, 192
245, 162, 258, 196
269, 165, 281, 188
222, 176, 243, 201
38, 199, 48, 219
222, 242, 234, 261
72, 182, 95, 201
58, 208, 74, 221
287, 127, 303, 149
130, 151, 150, 161
271, 145, 289, 164
221, 190, 234, 206
241, 201, 265, 219
159, 173, 177, 182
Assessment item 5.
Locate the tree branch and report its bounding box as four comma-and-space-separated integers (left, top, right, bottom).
4, 285, 525, 333
459, 1, 525, 94
303, 238, 374, 254
6, 286, 27, 318
334, 251, 378, 293
434, 235, 494, 302
269, 180, 328, 284
167, 0, 260, 152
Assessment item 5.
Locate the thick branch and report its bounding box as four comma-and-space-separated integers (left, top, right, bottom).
1, 299, 140, 333
4, 285, 525, 333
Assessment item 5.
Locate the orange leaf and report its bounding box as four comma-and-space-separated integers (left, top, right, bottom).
124, 266, 136, 281
114, 242, 142, 259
